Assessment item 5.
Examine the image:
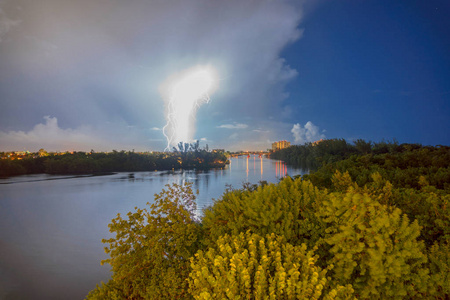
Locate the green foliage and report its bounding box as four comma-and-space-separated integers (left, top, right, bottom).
1, 148, 228, 177
324, 169, 450, 299
270, 138, 359, 170
428, 241, 450, 297
86, 280, 126, 300
202, 177, 325, 249
354, 139, 372, 155
0, 159, 26, 176
87, 183, 203, 299
331, 170, 357, 193
305, 145, 450, 191
189, 231, 354, 299
316, 191, 430, 299
390, 187, 450, 247
87, 141, 450, 299
330, 170, 450, 248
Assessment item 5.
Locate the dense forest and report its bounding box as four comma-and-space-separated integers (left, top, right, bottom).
87, 139, 449, 299
0, 142, 228, 177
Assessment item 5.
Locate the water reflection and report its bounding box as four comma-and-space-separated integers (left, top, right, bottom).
260, 156, 263, 179
275, 160, 288, 177
0, 157, 305, 300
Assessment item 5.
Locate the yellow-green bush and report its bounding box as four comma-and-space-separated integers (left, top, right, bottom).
317, 190, 430, 298
87, 183, 202, 299
189, 231, 354, 299
202, 177, 325, 249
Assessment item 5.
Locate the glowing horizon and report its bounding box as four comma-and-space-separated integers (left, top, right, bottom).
161, 65, 218, 150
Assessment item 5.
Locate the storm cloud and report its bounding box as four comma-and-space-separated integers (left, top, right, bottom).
0, 0, 304, 151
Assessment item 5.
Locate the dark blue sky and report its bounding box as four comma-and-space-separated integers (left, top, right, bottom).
282, 0, 450, 145
0, 0, 449, 151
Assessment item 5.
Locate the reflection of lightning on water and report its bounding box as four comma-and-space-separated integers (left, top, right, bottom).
160, 65, 218, 151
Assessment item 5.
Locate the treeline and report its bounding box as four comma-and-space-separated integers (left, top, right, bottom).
304, 144, 450, 191
270, 138, 411, 169
0, 148, 228, 177
87, 141, 449, 299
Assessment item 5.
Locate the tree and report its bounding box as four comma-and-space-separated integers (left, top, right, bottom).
316, 190, 431, 298
0, 159, 26, 176
87, 183, 203, 299
84, 141, 450, 299
38, 148, 49, 157
428, 241, 450, 297
202, 177, 325, 249
189, 231, 354, 299
354, 139, 372, 155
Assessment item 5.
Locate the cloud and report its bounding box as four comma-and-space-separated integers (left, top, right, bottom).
0, 5, 21, 42
0, 116, 163, 152
150, 127, 161, 131
217, 123, 248, 129
291, 121, 326, 144
0, 0, 305, 151
229, 133, 239, 140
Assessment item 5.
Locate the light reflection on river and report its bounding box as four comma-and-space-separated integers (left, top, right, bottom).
0, 156, 306, 299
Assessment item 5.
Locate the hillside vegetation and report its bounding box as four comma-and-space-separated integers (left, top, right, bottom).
87, 140, 449, 299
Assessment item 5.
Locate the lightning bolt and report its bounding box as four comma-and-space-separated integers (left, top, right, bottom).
160, 66, 218, 151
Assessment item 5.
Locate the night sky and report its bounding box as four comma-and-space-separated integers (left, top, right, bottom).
0, 0, 449, 152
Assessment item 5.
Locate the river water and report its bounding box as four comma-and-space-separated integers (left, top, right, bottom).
0, 156, 305, 299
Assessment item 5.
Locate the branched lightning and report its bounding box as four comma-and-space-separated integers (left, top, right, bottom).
163, 93, 211, 151
161, 66, 218, 151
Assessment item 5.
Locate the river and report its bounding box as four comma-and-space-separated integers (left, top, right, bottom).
0, 156, 306, 299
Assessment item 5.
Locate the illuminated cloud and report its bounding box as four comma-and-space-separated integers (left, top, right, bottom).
291, 121, 326, 144
0, 116, 155, 152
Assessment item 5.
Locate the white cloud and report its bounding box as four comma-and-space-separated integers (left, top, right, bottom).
0, 116, 162, 152
291, 121, 326, 144
217, 123, 248, 129
150, 127, 161, 131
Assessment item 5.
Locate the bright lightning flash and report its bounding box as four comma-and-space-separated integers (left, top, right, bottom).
161, 65, 218, 150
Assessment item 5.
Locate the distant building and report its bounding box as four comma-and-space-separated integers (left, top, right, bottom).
272, 140, 291, 151
14, 151, 29, 156
311, 139, 325, 146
